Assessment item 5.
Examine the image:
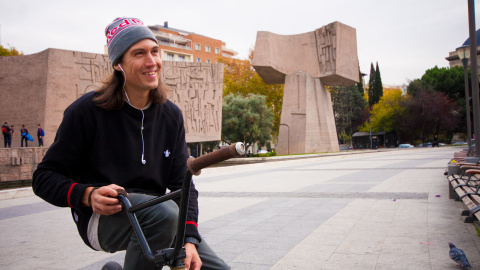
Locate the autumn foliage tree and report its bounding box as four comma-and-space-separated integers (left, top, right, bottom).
0, 45, 23, 56
217, 50, 284, 140
359, 89, 405, 133
360, 88, 460, 144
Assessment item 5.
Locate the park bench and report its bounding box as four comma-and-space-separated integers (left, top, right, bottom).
451, 144, 476, 163
446, 144, 478, 178
449, 168, 480, 223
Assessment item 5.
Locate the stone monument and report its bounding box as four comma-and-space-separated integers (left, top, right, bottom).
252, 21, 359, 155
0, 49, 223, 148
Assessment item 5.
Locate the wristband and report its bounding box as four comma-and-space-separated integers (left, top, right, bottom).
184, 237, 200, 248
88, 187, 98, 207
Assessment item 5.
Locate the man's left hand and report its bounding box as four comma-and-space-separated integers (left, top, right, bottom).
184, 243, 202, 270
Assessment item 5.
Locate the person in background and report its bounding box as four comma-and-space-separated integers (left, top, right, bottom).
37, 124, 44, 147
20, 125, 29, 147
2, 122, 12, 148
432, 134, 439, 148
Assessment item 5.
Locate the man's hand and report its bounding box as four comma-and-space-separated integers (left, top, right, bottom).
82, 184, 126, 215
184, 243, 202, 270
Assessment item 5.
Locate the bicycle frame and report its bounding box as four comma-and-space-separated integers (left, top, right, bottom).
116, 168, 193, 268
115, 142, 245, 269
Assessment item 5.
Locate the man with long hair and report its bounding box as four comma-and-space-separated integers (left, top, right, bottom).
33, 17, 229, 270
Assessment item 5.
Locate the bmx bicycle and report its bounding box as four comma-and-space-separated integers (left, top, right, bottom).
102, 142, 245, 270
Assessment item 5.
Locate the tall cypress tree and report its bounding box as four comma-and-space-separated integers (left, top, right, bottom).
373, 62, 383, 104
357, 66, 364, 96
368, 63, 376, 107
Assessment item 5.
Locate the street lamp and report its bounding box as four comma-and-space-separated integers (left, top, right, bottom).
467, 0, 480, 158
456, 45, 473, 147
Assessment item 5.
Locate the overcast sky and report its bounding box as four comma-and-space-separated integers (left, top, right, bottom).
1, 0, 478, 85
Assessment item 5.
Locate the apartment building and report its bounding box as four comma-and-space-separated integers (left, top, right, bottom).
147, 21, 237, 63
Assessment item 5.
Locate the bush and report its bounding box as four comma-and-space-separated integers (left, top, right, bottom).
247, 152, 277, 158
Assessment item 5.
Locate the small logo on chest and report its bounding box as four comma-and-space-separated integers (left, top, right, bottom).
164, 150, 170, 157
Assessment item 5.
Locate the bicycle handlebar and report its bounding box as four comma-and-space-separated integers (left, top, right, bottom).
187, 142, 245, 175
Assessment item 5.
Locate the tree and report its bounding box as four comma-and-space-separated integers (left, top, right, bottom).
356, 66, 365, 96
222, 94, 273, 152
217, 50, 284, 140
406, 65, 472, 138
366, 62, 384, 107
367, 63, 375, 107
420, 66, 465, 100
402, 88, 459, 144
0, 45, 23, 56
330, 83, 367, 144
373, 62, 383, 104
359, 89, 405, 133
361, 87, 460, 145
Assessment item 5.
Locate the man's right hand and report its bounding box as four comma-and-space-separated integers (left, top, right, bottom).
82, 184, 126, 215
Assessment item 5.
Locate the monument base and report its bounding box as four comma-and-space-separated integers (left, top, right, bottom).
276, 72, 339, 155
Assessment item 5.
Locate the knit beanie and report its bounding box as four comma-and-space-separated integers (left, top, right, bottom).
105, 17, 158, 66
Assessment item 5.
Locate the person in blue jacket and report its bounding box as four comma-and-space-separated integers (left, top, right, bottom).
32, 17, 229, 270
37, 124, 44, 147
20, 125, 29, 147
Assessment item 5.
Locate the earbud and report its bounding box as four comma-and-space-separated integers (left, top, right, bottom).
118, 64, 124, 72
141, 154, 146, 165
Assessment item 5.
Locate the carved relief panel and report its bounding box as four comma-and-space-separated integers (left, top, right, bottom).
315, 24, 337, 76
161, 61, 223, 142
74, 52, 113, 98
71, 53, 223, 143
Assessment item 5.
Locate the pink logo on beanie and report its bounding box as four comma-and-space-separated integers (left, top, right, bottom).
106, 18, 144, 46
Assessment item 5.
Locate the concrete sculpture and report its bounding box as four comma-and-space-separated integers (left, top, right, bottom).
252, 21, 359, 155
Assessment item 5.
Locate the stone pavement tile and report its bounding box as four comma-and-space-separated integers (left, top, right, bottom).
198, 197, 267, 223
337, 198, 377, 212
321, 252, 379, 269
351, 221, 391, 237
230, 237, 302, 264
270, 242, 337, 269
334, 234, 385, 255
302, 233, 347, 247
0, 187, 34, 200
0, 191, 40, 208
308, 224, 353, 239
387, 223, 428, 238
375, 251, 430, 270
381, 236, 431, 254
196, 169, 355, 193
228, 261, 271, 270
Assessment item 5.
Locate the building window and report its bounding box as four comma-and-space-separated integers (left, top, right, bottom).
205, 45, 211, 53
167, 53, 174, 61
195, 43, 201, 50
178, 55, 185, 62
215, 48, 220, 54
206, 59, 211, 63
196, 57, 201, 63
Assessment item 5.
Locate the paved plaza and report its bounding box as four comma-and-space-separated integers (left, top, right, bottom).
1, 147, 479, 269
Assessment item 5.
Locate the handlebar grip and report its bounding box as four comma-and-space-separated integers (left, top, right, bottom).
187, 142, 245, 175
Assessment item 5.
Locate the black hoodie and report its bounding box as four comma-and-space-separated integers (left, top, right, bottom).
32, 91, 200, 249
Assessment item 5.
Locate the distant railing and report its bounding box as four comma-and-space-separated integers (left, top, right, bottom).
159, 41, 192, 50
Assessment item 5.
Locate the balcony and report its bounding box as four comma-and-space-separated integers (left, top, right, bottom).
159, 41, 192, 51
222, 45, 238, 56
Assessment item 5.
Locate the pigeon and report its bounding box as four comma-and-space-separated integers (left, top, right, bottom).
449, 242, 472, 269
